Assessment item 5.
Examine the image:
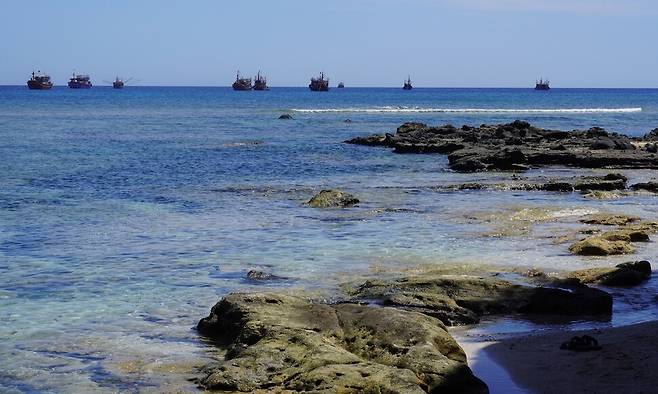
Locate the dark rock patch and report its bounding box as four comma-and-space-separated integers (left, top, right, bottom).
308, 189, 359, 208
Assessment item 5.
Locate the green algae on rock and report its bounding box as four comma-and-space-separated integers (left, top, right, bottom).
307, 189, 360, 208
196, 293, 488, 393
346, 274, 612, 326
568, 261, 652, 287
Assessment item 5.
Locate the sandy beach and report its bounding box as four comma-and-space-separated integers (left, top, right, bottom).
485, 321, 658, 394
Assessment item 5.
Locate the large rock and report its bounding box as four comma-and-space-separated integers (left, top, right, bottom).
569, 236, 635, 256
568, 261, 652, 286
307, 189, 359, 208
346, 274, 612, 326
197, 293, 488, 393
346, 121, 658, 172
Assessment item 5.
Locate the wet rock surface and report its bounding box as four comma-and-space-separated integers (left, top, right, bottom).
307, 189, 360, 208
570, 219, 658, 256
345, 274, 612, 326
196, 293, 488, 393
346, 121, 658, 172
568, 261, 652, 287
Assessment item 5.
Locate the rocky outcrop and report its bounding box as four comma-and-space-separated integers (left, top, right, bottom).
571, 217, 657, 256
630, 181, 658, 192
196, 293, 488, 393
346, 121, 658, 172
579, 214, 640, 226
307, 189, 359, 208
569, 236, 635, 256
278, 113, 294, 120
346, 274, 612, 326
246, 270, 286, 281
568, 261, 652, 286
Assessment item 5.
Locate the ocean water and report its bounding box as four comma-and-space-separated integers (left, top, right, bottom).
2, 86, 658, 392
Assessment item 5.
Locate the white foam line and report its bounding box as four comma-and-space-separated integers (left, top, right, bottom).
290, 107, 643, 114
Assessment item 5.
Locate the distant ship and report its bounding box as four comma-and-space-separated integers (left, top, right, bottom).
253, 71, 268, 91
309, 72, 329, 91
232, 71, 252, 91
112, 77, 124, 89
337, 82, 345, 88
27, 71, 53, 90
68, 73, 92, 89
403, 76, 412, 90
535, 78, 550, 90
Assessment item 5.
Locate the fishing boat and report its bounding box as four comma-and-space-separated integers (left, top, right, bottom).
535, 78, 550, 90
68, 73, 92, 89
112, 77, 124, 89
27, 71, 53, 90
403, 76, 412, 90
253, 71, 268, 91
337, 82, 345, 88
309, 72, 329, 91
232, 71, 252, 91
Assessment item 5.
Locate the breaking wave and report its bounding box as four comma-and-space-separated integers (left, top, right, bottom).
290, 106, 642, 114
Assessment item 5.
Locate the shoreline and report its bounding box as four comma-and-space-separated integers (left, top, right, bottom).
477, 320, 658, 393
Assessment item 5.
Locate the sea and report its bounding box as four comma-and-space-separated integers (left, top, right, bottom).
1, 86, 658, 392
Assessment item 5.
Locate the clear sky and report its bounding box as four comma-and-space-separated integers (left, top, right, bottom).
2, 0, 657, 87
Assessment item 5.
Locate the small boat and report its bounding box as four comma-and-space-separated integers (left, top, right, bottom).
309, 72, 329, 91
68, 73, 92, 89
337, 82, 345, 88
27, 71, 53, 90
113, 77, 124, 89
403, 76, 412, 90
232, 71, 252, 91
535, 78, 550, 90
253, 71, 268, 91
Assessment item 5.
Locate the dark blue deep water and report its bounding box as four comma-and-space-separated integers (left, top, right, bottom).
1, 86, 658, 392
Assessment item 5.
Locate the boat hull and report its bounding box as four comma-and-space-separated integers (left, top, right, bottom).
535, 85, 550, 90
68, 82, 92, 89
27, 81, 53, 90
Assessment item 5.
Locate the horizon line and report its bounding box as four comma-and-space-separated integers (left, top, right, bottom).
3, 84, 658, 89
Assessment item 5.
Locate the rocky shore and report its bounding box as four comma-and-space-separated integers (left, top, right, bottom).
194, 259, 652, 392
346, 121, 658, 172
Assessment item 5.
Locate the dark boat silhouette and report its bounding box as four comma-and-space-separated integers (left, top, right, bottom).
232, 71, 252, 91
113, 77, 124, 89
535, 78, 550, 90
253, 71, 268, 91
403, 76, 412, 90
68, 73, 92, 89
337, 82, 345, 88
27, 71, 53, 90
309, 72, 329, 91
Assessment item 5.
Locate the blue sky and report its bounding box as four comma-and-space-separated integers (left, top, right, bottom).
1, 0, 657, 87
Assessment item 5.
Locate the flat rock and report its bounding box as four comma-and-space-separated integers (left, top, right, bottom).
197, 293, 488, 393
307, 189, 359, 208
579, 214, 641, 226
346, 121, 658, 172
346, 274, 612, 326
568, 261, 652, 286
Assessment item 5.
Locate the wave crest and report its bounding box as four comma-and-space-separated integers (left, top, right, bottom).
290, 106, 642, 114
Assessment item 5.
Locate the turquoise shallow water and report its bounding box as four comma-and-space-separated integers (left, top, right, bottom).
1, 86, 658, 392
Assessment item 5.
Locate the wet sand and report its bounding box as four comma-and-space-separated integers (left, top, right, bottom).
484, 321, 658, 394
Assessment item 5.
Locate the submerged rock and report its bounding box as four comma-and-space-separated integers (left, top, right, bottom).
197, 293, 488, 393
568, 261, 652, 287
346, 274, 612, 326
308, 189, 359, 208
246, 270, 286, 281
346, 121, 658, 172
